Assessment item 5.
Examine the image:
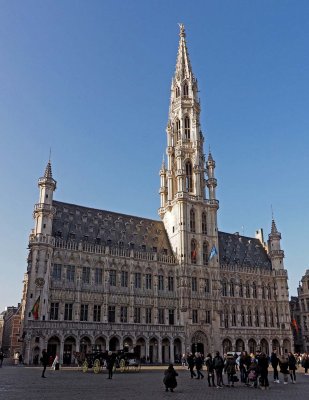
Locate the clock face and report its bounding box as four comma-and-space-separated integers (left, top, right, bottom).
35, 277, 45, 288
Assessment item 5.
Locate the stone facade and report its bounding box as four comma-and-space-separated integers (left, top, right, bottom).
295, 270, 309, 352
20, 25, 293, 365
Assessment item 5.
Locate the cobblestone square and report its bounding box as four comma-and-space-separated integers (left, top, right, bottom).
0, 365, 308, 400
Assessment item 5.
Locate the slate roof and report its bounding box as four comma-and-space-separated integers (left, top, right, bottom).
218, 231, 271, 269
52, 201, 173, 255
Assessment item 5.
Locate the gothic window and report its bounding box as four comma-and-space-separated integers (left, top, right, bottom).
204, 278, 210, 293
222, 279, 227, 296
175, 86, 180, 98
80, 304, 88, 322
52, 264, 62, 281
202, 212, 207, 234
191, 239, 197, 264
264, 309, 268, 327
146, 307, 152, 324
50, 303, 59, 320
185, 161, 193, 192
120, 306, 128, 323
108, 306, 115, 323
64, 303, 73, 321
232, 308, 236, 326
145, 273, 152, 290
184, 116, 190, 140
192, 277, 197, 292
205, 310, 211, 324
246, 282, 250, 298
168, 275, 174, 291
262, 284, 266, 299
134, 272, 141, 289
175, 118, 181, 141
121, 271, 128, 287
270, 310, 274, 327
241, 308, 245, 326
158, 308, 165, 324
169, 309, 175, 325
82, 267, 90, 284
248, 308, 252, 326
202, 242, 208, 266
255, 308, 260, 327
252, 282, 257, 298
190, 208, 196, 232
158, 274, 164, 290
239, 281, 244, 297
109, 270, 116, 286
66, 265, 75, 282
134, 307, 141, 323
192, 309, 198, 323
224, 308, 229, 328
95, 268, 102, 285
230, 280, 235, 297
93, 305, 101, 322
183, 82, 189, 96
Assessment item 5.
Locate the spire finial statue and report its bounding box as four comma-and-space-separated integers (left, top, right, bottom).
178, 23, 186, 38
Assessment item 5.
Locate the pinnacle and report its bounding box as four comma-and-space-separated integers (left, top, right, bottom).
271, 218, 278, 234
44, 161, 53, 179
175, 24, 193, 81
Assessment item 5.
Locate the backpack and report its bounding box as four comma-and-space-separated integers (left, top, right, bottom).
214, 356, 224, 368
248, 370, 257, 381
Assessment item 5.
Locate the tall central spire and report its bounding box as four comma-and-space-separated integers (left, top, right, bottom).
175, 23, 194, 81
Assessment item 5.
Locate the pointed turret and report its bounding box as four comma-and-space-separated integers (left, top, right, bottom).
206, 151, 218, 203
174, 24, 194, 82
268, 217, 284, 270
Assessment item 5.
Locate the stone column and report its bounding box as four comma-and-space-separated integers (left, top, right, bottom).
145, 339, 150, 362
158, 338, 162, 364
59, 339, 64, 365
170, 340, 174, 363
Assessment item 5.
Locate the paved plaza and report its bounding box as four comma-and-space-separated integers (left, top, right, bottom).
0, 364, 308, 400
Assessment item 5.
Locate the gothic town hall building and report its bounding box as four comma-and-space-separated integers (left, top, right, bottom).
20, 26, 292, 365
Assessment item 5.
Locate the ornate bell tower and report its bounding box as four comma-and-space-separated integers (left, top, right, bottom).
159, 24, 219, 269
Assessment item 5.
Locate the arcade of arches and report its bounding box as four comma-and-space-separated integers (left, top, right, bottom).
222, 337, 292, 355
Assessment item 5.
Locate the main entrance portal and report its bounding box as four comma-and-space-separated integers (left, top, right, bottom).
191, 331, 208, 355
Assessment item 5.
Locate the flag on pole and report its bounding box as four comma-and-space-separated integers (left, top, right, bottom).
291, 318, 299, 334
31, 296, 40, 320
208, 245, 218, 261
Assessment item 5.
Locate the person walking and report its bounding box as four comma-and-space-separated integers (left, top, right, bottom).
106, 351, 115, 379
270, 349, 280, 383
40, 349, 49, 378
205, 353, 215, 387
195, 353, 204, 379
213, 351, 224, 388
288, 352, 297, 383
163, 364, 178, 392
239, 351, 251, 385
224, 353, 237, 387
258, 352, 269, 389
187, 353, 196, 378
302, 352, 309, 375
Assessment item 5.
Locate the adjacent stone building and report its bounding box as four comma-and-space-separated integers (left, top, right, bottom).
295, 270, 309, 352
20, 25, 293, 364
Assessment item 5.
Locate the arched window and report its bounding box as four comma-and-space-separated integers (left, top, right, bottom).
224, 308, 229, 328
185, 161, 193, 192
255, 308, 260, 327
241, 308, 246, 326
175, 118, 181, 141
252, 282, 257, 298
190, 208, 195, 232
222, 279, 227, 296
201, 212, 207, 234
183, 82, 189, 96
202, 242, 208, 266
248, 308, 252, 326
230, 280, 235, 297
267, 284, 272, 300
264, 309, 268, 327
175, 86, 180, 98
246, 282, 250, 298
239, 281, 243, 297
232, 308, 236, 326
191, 239, 197, 264
184, 116, 190, 140
270, 310, 274, 327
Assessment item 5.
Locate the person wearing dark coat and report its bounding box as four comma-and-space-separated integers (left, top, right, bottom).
106, 351, 115, 379
163, 364, 178, 392
279, 355, 289, 384
270, 350, 280, 383
258, 352, 269, 389
187, 353, 196, 378
239, 351, 251, 384
40, 349, 49, 378
194, 353, 204, 379
205, 353, 215, 387
213, 351, 224, 388
288, 352, 297, 383
224, 354, 237, 387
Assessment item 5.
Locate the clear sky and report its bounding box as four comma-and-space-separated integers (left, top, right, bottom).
0, 0, 308, 311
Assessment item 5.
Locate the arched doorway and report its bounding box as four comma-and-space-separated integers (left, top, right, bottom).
32, 346, 40, 365
47, 335, 60, 360
109, 336, 120, 352
191, 331, 208, 355
236, 338, 245, 352
122, 337, 133, 352
64, 336, 76, 365
248, 339, 257, 355
94, 337, 106, 352
174, 338, 182, 363
135, 337, 146, 361
161, 338, 170, 363
272, 339, 280, 354
150, 337, 159, 363
283, 339, 291, 354
222, 338, 232, 354
260, 338, 269, 355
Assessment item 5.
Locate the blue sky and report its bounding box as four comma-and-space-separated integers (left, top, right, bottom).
0, 0, 308, 311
